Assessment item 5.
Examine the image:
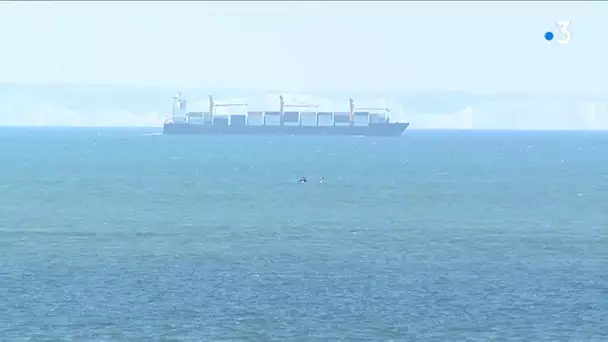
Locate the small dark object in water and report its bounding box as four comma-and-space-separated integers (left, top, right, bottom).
298, 176, 307, 183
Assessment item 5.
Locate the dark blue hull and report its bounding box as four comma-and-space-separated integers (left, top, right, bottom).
163, 122, 409, 136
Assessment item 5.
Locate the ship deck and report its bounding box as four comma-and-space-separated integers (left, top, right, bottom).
163, 122, 409, 136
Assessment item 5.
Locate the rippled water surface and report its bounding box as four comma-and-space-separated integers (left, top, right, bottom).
0, 128, 606, 340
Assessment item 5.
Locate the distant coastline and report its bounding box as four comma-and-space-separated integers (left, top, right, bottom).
2, 83, 608, 130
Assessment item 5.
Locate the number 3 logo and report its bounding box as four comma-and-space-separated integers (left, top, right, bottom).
556, 21, 571, 45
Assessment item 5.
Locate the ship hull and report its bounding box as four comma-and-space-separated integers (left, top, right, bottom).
163, 122, 409, 136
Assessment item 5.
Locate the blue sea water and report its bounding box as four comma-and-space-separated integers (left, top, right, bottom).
0, 127, 606, 341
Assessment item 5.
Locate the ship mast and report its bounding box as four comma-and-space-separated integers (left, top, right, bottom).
208, 95, 248, 121
208, 95, 214, 119
281, 96, 318, 109
280, 95, 318, 126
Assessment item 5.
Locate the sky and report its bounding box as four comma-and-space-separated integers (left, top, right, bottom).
1, 1, 608, 129
1, 1, 606, 94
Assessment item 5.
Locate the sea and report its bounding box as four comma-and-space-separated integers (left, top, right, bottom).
0, 127, 606, 341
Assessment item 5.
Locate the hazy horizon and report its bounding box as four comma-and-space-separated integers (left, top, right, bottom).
2, 1, 607, 129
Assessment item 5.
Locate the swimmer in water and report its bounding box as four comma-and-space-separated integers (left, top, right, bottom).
319, 176, 324, 184
298, 176, 307, 183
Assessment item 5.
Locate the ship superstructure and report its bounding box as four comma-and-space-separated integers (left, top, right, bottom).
163, 93, 409, 136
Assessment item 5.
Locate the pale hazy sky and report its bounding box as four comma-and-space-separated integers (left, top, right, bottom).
1, 1, 606, 94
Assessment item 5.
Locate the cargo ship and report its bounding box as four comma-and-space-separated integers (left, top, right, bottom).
163, 93, 409, 136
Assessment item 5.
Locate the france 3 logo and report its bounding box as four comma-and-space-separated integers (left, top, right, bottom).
544, 21, 571, 45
